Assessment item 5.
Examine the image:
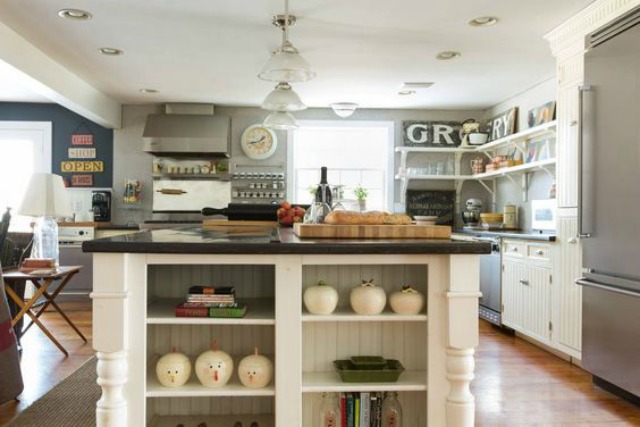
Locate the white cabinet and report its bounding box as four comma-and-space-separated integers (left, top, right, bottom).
502, 239, 553, 345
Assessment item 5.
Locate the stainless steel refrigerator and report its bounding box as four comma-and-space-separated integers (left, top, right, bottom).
578, 9, 640, 403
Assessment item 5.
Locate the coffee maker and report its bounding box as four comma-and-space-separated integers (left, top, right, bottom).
92, 191, 111, 222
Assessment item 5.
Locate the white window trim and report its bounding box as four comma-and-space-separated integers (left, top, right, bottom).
287, 120, 395, 211
0, 121, 52, 172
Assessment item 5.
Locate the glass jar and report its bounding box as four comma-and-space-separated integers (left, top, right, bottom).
381, 391, 403, 427
316, 392, 340, 427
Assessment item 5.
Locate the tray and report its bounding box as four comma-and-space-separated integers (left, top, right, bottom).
333, 359, 405, 382
350, 356, 387, 370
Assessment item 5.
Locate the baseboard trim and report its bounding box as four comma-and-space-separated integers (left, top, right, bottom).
593, 376, 640, 407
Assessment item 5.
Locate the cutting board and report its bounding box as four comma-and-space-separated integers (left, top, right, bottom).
293, 223, 452, 239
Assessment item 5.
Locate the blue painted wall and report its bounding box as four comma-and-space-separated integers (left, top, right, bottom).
0, 102, 113, 188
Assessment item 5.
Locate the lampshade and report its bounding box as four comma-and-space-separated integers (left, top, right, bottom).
258, 40, 316, 83
18, 173, 73, 218
331, 102, 359, 118
262, 82, 307, 111
263, 111, 299, 130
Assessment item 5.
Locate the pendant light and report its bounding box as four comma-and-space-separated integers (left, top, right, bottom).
263, 111, 299, 130
331, 102, 358, 118
262, 82, 306, 111
258, 0, 316, 83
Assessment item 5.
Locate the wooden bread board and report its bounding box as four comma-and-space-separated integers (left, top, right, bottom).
293, 223, 452, 239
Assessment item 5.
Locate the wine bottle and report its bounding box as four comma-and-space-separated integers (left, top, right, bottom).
315, 166, 333, 206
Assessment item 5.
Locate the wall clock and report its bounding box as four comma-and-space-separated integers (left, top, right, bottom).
241, 124, 278, 160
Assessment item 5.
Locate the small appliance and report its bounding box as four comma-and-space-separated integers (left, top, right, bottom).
461, 198, 482, 227
92, 191, 111, 222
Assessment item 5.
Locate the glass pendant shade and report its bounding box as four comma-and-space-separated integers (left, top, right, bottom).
262, 82, 306, 111
258, 41, 316, 83
263, 111, 299, 130
331, 102, 358, 118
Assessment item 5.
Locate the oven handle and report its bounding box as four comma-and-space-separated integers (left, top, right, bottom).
576, 277, 640, 298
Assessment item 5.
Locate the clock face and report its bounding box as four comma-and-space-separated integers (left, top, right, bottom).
241, 125, 277, 160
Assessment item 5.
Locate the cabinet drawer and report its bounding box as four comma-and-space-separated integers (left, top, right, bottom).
503, 241, 525, 259
527, 243, 551, 264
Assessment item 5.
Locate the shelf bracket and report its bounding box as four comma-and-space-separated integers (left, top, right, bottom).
477, 180, 495, 197
400, 177, 410, 203
539, 165, 554, 178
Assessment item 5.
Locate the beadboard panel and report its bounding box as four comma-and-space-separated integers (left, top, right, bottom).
147, 264, 276, 299
147, 396, 274, 420
525, 265, 552, 343
556, 84, 580, 208
502, 260, 526, 330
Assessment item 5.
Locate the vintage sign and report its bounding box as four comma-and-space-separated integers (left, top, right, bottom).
71, 175, 94, 186
402, 121, 463, 147
405, 190, 455, 226
68, 148, 96, 159
60, 160, 104, 173
71, 134, 94, 146
486, 107, 518, 141
527, 101, 556, 128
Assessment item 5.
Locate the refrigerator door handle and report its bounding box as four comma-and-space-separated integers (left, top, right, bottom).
576, 277, 640, 298
578, 84, 595, 239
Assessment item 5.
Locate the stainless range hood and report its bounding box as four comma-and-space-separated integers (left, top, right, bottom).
143, 103, 230, 157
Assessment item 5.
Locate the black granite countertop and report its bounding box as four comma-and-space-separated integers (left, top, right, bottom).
97, 224, 140, 230
453, 227, 556, 242
82, 226, 491, 255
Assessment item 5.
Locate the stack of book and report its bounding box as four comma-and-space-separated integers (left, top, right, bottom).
339, 392, 383, 427
175, 285, 247, 318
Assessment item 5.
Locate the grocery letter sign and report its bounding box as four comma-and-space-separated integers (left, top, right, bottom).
60, 160, 104, 173
402, 121, 462, 147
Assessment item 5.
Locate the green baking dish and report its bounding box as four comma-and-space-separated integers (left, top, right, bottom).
333, 359, 405, 382
349, 356, 387, 370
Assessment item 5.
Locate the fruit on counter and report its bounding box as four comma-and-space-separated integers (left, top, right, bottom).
303, 280, 339, 315
389, 285, 425, 315
276, 201, 305, 227
350, 278, 387, 315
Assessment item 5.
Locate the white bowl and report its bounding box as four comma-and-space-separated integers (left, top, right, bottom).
468, 133, 488, 145
414, 215, 437, 221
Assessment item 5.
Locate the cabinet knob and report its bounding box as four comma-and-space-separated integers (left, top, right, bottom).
569, 120, 578, 127
567, 237, 578, 244
535, 249, 544, 255
519, 279, 530, 286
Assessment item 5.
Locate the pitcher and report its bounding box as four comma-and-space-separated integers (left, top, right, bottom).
470, 157, 485, 174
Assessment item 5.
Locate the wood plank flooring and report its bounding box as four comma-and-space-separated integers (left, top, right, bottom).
1, 300, 639, 425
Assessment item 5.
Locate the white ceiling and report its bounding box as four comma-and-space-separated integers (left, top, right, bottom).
0, 0, 594, 110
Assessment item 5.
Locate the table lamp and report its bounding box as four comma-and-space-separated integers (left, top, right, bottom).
18, 173, 73, 266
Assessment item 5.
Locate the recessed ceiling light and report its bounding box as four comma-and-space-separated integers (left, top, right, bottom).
99, 47, 124, 56
398, 90, 416, 96
400, 82, 434, 91
468, 16, 498, 27
436, 51, 461, 61
139, 88, 158, 94
57, 9, 92, 20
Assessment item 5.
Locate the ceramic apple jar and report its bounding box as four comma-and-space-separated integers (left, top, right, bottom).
350, 279, 387, 315
195, 341, 234, 387
389, 285, 425, 315
303, 280, 339, 315
238, 347, 273, 389
156, 348, 191, 387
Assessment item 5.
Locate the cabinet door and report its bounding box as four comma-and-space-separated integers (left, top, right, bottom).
556, 84, 580, 208
553, 214, 583, 355
523, 265, 552, 344
502, 259, 526, 331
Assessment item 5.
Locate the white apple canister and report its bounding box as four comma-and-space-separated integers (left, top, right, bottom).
389, 285, 425, 315
303, 280, 339, 314
350, 279, 387, 315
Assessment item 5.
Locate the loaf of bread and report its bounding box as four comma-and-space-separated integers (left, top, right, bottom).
324, 210, 411, 225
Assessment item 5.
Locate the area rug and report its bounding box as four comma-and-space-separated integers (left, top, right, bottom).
8, 357, 99, 426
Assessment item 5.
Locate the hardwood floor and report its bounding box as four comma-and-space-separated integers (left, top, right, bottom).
1, 300, 639, 426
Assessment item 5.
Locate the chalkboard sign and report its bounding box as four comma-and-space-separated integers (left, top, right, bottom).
405, 190, 455, 226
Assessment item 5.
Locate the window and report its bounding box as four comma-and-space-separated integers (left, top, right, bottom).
0, 121, 52, 231
287, 121, 394, 211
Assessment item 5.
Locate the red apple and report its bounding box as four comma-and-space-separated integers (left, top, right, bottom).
277, 208, 287, 219
280, 201, 291, 210
280, 216, 293, 226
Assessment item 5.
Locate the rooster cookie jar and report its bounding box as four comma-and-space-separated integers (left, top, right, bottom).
303, 280, 339, 315
238, 347, 273, 389
350, 279, 387, 315
156, 348, 192, 387
389, 285, 425, 315
195, 341, 234, 387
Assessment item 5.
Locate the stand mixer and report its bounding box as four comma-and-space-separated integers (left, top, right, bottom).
462, 198, 482, 227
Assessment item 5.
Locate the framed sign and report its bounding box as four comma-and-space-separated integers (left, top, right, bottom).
527, 101, 556, 128
405, 190, 455, 226
403, 121, 463, 147
486, 107, 517, 142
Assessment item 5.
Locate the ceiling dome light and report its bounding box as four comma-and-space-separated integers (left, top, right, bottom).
330, 102, 358, 118
139, 88, 158, 94
468, 16, 498, 27
99, 47, 124, 56
57, 9, 92, 20
398, 90, 416, 96
436, 51, 461, 60
263, 111, 299, 130
262, 82, 307, 111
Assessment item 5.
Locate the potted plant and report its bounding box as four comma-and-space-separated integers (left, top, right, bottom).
353, 185, 368, 212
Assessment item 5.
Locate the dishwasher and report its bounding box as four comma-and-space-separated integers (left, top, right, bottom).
478, 237, 502, 326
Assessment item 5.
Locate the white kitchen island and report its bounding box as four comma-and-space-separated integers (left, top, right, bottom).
83, 227, 489, 427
